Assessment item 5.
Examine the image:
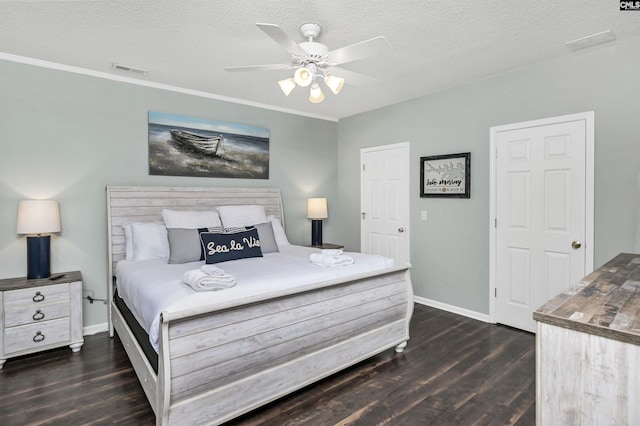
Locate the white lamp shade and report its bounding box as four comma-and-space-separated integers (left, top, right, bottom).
309, 83, 325, 103
294, 67, 313, 87
278, 78, 296, 96
324, 75, 345, 95
16, 200, 61, 234
307, 198, 328, 219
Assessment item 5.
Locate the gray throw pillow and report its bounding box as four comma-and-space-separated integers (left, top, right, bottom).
167, 227, 224, 264
250, 222, 279, 253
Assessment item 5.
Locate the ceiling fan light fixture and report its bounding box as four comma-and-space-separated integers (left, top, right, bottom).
278, 78, 296, 96
324, 75, 345, 95
226, 22, 391, 106
309, 83, 325, 103
294, 66, 313, 87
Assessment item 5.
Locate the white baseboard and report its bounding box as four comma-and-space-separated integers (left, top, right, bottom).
414, 296, 491, 323
83, 322, 109, 336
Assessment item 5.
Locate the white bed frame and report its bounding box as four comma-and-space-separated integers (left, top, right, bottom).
106, 186, 414, 426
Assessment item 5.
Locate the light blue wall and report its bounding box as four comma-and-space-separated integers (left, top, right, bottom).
0, 59, 338, 328
337, 37, 640, 315
3, 36, 639, 329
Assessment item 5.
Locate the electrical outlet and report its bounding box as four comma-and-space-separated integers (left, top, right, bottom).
421, 210, 428, 221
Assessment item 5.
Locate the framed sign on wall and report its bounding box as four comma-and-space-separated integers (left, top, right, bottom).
420, 152, 471, 198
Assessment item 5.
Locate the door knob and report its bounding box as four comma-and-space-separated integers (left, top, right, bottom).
571, 241, 582, 249
398, 227, 405, 233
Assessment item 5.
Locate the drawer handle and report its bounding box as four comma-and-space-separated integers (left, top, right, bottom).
32, 292, 45, 303
33, 331, 45, 343
32, 310, 45, 321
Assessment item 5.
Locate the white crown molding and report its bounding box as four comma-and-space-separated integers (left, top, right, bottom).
0, 52, 338, 123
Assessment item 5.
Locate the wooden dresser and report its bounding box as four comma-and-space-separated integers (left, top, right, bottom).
0, 271, 84, 369
534, 253, 640, 424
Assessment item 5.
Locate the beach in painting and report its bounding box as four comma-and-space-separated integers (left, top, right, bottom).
148, 112, 269, 179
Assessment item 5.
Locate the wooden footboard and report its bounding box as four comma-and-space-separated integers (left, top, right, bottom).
112, 265, 412, 426
157, 265, 412, 425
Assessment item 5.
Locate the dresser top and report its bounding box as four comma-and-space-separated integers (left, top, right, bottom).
533, 253, 640, 346
0, 271, 82, 291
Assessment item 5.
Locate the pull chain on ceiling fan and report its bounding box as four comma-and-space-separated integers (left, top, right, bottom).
225, 23, 391, 104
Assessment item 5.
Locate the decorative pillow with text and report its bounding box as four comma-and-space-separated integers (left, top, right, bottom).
200, 228, 263, 264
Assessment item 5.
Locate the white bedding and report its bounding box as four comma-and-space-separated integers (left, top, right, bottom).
115, 245, 395, 351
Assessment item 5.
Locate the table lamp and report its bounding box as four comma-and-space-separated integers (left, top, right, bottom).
16, 200, 61, 279
307, 197, 328, 246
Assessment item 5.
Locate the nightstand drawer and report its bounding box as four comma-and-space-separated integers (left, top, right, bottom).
4, 318, 70, 355
4, 283, 70, 308
4, 301, 70, 327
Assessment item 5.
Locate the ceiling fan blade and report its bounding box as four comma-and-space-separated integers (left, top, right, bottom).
328, 36, 392, 65
328, 68, 380, 87
256, 23, 307, 56
224, 63, 295, 72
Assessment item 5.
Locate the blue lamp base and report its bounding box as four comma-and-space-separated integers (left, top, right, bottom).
311, 219, 323, 246
26, 235, 51, 279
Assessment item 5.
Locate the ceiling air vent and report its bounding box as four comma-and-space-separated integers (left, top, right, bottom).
111, 63, 148, 75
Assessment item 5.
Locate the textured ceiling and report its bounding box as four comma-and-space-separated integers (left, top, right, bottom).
2, 0, 639, 121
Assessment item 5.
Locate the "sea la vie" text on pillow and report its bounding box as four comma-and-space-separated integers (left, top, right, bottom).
199, 228, 263, 264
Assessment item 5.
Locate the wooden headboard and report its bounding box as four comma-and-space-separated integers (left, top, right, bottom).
106, 185, 284, 278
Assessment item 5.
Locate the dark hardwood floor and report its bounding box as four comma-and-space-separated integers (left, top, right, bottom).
0, 304, 535, 425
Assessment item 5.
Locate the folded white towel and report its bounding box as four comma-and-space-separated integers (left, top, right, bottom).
182, 269, 236, 291
321, 249, 343, 256
309, 253, 354, 267
201, 264, 227, 276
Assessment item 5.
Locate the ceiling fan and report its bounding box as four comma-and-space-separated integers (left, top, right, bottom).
224, 23, 392, 103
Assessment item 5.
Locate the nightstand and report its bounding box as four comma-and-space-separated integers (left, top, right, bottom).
307, 243, 344, 250
0, 271, 84, 369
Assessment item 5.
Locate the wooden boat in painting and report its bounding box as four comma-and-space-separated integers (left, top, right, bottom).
170, 130, 223, 156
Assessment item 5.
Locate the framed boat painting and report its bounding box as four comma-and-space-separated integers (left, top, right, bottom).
420, 152, 471, 198
148, 111, 270, 179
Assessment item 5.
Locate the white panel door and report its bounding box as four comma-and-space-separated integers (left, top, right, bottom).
361, 143, 410, 266
494, 117, 591, 332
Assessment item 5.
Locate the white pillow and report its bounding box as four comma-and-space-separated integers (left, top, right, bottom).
123, 223, 134, 261
130, 222, 170, 262
217, 205, 267, 228
268, 215, 290, 246
161, 209, 222, 229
